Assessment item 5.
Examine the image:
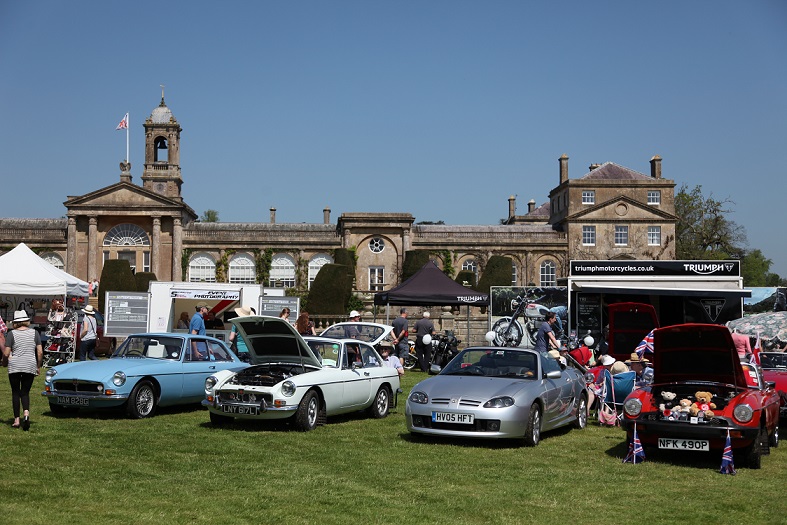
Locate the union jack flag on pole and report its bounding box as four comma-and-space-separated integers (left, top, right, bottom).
750, 332, 761, 366
116, 113, 129, 130
623, 423, 646, 464
719, 430, 736, 475
635, 329, 655, 358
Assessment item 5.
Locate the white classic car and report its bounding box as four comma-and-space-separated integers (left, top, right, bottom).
203, 316, 401, 430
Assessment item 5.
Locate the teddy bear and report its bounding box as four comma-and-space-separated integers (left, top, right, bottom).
659, 391, 677, 413
669, 398, 691, 420
689, 391, 716, 418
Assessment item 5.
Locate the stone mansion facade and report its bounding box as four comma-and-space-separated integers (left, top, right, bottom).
0, 97, 677, 293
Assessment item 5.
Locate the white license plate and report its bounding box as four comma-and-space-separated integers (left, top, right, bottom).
432, 411, 474, 424
57, 396, 89, 406
222, 404, 259, 416
658, 438, 709, 451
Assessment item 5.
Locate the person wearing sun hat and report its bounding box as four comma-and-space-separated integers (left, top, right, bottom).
3, 310, 43, 430
625, 352, 652, 385
228, 306, 255, 357
79, 304, 98, 361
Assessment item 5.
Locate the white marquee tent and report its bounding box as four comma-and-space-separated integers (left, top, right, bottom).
0, 243, 89, 296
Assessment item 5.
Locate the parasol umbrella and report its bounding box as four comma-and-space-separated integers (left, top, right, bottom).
726, 311, 787, 341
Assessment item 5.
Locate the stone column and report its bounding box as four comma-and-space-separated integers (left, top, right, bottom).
172, 217, 182, 281
403, 228, 411, 253
87, 216, 97, 281
67, 217, 77, 275
151, 216, 161, 277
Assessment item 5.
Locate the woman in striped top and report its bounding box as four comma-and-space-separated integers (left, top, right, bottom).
3, 310, 43, 431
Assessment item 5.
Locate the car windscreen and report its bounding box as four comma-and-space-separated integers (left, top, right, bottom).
113, 336, 183, 359
441, 348, 537, 378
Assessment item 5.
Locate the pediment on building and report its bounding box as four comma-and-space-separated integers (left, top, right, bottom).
64, 182, 196, 218
567, 195, 676, 222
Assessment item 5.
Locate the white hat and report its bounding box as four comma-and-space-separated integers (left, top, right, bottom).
349, 310, 360, 318
12, 310, 30, 323
600, 355, 615, 366
234, 306, 255, 317
82, 305, 96, 315
422, 311, 430, 318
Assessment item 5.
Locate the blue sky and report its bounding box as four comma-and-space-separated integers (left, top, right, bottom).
2, 1, 786, 276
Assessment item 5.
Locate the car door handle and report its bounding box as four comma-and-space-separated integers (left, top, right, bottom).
364, 372, 370, 377
209, 366, 216, 370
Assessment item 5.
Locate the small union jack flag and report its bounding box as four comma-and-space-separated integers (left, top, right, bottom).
635, 329, 655, 358
116, 113, 128, 130
623, 423, 646, 464
719, 430, 736, 475
750, 333, 761, 366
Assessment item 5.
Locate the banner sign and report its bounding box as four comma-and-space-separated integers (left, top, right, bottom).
570, 260, 740, 277
169, 289, 240, 300
105, 292, 149, 337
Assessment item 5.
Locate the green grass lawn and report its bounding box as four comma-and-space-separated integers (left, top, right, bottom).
0, 371, 784, 525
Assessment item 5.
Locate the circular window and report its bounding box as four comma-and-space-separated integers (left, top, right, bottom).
369, 237, 385, 253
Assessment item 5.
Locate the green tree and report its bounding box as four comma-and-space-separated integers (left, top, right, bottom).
675, 184, 746, 260
476, 255, 513, 295
740, 249, 772, 287
306, 264, 353, 314
200, 209, 220, 222
98, 260, 137, 314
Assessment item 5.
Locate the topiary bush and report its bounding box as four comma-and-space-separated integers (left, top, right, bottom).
333, 248, 356, 271
455, 270, 477, 288
307, 264, 353, 314
402, 250, 431, 282
134, 272, 157, 293
476, 255, 514, 296
98, 259, 137, 314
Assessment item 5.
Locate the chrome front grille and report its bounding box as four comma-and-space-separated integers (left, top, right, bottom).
52, 380, 103, 394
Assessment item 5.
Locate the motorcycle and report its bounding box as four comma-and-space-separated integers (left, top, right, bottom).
403, 340, 418, 370
429, 331, 461, 369
490, 294, 566, 347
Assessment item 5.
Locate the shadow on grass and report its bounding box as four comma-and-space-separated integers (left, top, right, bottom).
603, 439, 735, 470
197, 406, 380, 432
399, 422, 580, 449
44, 402, 207, 420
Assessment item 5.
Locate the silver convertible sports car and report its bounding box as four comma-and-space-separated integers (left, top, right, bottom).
406, 347, 588, 445
203, 316, 401, 431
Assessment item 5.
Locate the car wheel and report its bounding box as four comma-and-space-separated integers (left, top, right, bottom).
574, 394, 588, 429
744, 426, 766, 469
524, 404, 542, 447
768, 423, 779, 448
209, 411, 232, 427
403, 353, 418, 370
370, 386, 391, 419
126, 380, 157, 419
294, 390, 320, 431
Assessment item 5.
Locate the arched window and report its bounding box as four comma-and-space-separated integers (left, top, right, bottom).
308, 253, 333, 288
189, 253, 216, 282
42, 252, 64, 270
269, 254, 296, 288
540, 260, 557, 286
462, 259, 477, 275
228, 253, 256, 284
103, 224, 150, 246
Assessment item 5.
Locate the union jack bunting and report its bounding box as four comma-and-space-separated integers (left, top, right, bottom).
635, 329, 655, 358
623, 423, 646, 464
719, 430, 736, 475
750, 333, 761, 365
116, 113, 128, 130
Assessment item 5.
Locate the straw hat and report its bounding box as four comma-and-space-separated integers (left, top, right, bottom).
82, 305, 96, 315
12, 310, 30, 323
625, 352, 650, 364
234, 306, 255, 317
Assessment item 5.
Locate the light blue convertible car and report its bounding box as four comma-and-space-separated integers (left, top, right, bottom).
42, 333, 248, 418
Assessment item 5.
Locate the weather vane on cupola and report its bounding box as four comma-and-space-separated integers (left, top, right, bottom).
160, 84, 165, 105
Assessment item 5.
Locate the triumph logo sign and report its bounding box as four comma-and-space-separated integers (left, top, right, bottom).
682, 263, 735, 275
701, 299, 726, 322
456, 295, 487, 303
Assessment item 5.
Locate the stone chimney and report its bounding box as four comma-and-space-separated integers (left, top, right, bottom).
508, 195, 516, 219
528, 199, 536, 213
559, 154, 569, 184
650, 155, 662, 179
270, 207, 276, 224
323, 207, 331, 224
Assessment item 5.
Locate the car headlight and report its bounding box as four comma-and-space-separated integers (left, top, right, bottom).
112, 371, 126, 387
281, 380, 296, 397
733, 404, 753, 423
409, 391, 428, 404
483, 396, 514, 408
45, 368, 57, 382
205, 376, 218, 392
624, 398, 642, 416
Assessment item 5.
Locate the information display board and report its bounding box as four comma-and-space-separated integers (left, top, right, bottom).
104, 292, 150, 337
259, 296, 300, 320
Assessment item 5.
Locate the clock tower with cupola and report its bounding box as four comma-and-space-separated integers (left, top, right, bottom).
141, 88, 183, 200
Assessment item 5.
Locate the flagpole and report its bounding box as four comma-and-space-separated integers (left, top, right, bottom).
126, 112, 130, 163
